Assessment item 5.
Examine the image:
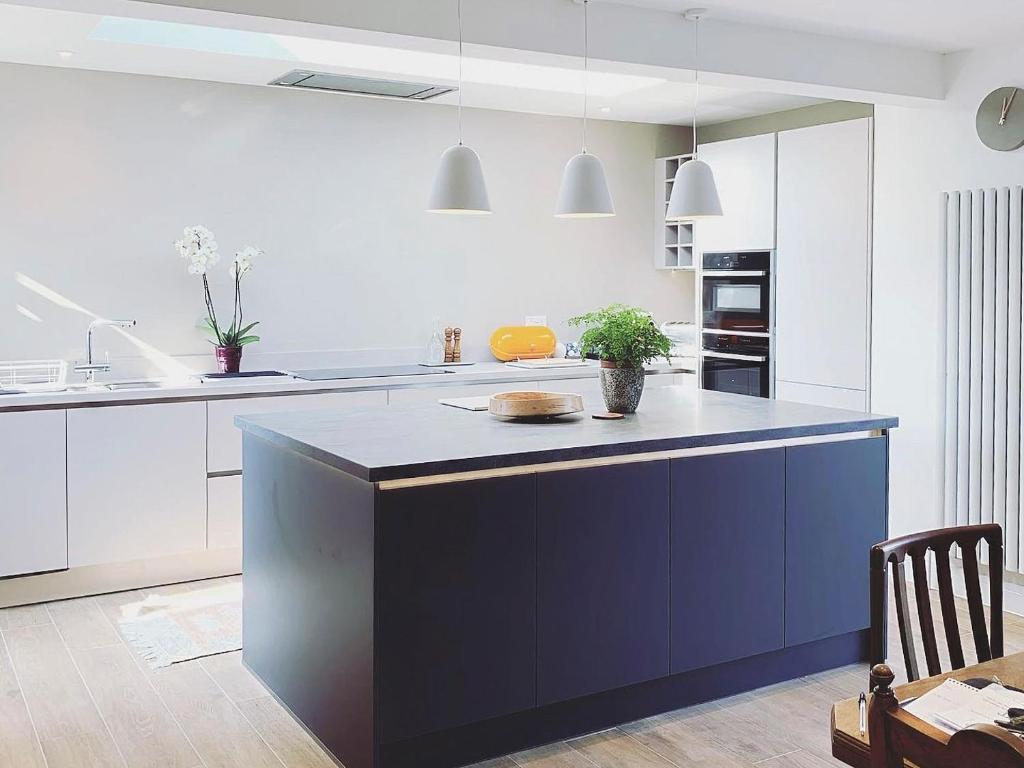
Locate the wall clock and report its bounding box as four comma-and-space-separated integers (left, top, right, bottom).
977, 87, 1024, 151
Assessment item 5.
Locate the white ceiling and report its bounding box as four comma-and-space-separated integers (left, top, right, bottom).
0, 3, 827, 126
598, 0, 1024, 53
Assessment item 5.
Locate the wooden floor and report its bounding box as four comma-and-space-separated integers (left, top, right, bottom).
0, 578, 1019, 768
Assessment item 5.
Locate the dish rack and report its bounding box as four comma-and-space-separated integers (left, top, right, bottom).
0, 360, 68, 392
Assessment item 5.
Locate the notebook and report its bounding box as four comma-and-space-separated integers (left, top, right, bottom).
904, 678, 1024, 734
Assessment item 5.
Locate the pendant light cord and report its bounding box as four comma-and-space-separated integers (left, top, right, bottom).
583, 0, 590, 153
692, 14, 699, 157
457, 0, 464, 145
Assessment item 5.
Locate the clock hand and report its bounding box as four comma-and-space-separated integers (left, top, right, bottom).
1001, 88, 1018, 126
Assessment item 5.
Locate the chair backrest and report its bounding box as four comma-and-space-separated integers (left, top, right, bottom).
868, 663, 1024, 768
870, 524, 1003, 682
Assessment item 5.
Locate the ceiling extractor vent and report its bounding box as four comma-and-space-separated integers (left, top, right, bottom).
269, 70, 455, 100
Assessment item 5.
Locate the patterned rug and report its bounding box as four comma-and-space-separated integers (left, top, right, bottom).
116, 580, 242, 668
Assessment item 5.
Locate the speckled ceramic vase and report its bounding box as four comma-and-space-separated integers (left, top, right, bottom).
599, 361, 646, 414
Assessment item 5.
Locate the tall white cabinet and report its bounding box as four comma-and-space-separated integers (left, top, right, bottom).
774, 118, 872, 410
695, 133, 777, 254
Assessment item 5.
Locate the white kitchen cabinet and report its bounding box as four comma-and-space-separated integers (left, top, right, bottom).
695, 134, 777, 254
208, 390, 386, 473
542, 377, 603, 407
674, 372, 698, 390
775, 380, 866, 412
0, 410, 68, 577
207, 475, 242, 550
386, 381, 539, 406
544, 373, 692, 411
775, 118, 872, 392
67, 402, 207, 568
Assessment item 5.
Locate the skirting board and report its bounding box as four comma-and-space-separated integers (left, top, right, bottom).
0, 548, 242, 608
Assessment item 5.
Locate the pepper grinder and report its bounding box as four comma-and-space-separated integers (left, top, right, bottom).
452, 328, 463, 363
443, 327, 454, 363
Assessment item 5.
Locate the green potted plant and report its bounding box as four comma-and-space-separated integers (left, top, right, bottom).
569, 303, 672, 414
175, 225, 264, 374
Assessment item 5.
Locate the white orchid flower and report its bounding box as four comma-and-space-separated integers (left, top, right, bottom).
230, 246, 262, 278
175, 225, 221, 276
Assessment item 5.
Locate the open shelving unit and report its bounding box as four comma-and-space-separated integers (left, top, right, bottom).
654, 153, 696, 271
653, 152, 701, 383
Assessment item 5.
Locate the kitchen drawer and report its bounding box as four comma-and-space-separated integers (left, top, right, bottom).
208, 474, 242, 550
386, 381, 539, 406
208, 391, 386, 473
706, 367, 761, 397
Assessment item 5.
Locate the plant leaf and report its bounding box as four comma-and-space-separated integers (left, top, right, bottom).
237, 335, 260, 346
568, 304, 671, 367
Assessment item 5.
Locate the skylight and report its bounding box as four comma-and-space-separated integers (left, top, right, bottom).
89, 16, 664, 98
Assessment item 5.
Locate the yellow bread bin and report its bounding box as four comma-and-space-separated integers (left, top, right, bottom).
489, 326, 557, 361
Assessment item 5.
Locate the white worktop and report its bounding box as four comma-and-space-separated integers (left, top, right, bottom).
0, 360, 696, 412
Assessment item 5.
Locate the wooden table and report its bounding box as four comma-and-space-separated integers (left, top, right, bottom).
831, 653, 1024, 767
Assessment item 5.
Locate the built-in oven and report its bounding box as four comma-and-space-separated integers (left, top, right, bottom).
701, 333, 770, 398
701, 251, 771, 333
701, 250, 773, 398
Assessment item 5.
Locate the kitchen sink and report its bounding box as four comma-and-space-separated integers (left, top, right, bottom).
105, 381, 174, 390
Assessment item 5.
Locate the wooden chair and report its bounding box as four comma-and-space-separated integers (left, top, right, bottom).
870, 523, 1004, 683
868, 663, 1024, 768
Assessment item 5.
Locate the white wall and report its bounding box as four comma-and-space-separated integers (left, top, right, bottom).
873, 41, 1024, 537
0, 63, 692, 369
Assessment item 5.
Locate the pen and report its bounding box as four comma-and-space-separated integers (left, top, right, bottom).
859, 692, 867, 736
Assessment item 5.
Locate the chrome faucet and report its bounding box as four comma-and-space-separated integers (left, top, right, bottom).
74, 318, 137, 383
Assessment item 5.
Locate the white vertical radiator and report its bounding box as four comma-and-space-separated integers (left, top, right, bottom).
943, 187, 1024, 571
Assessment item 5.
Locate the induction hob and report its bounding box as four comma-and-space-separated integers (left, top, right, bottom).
288, 365, 450, 381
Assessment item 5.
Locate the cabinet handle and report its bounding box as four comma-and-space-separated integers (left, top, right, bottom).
701, 351, 768, 362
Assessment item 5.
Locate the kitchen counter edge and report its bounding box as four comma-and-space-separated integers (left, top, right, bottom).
0, 362, 692, 413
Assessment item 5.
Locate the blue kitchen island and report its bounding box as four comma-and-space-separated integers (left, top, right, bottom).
235, 387, 897, 768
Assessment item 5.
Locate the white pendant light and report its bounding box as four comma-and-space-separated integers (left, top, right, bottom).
555, 0, 615, 218
427, 0, 492, 214
666, 8, 722, 221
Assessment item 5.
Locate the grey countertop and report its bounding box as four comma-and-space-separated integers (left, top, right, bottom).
236, 386, 898, 482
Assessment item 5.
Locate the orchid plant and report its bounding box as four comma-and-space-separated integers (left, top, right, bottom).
175, 225, 263, 349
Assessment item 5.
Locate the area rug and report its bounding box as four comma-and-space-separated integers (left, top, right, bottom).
116, 580, 242, 668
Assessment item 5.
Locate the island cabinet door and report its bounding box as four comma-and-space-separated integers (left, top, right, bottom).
375, 474, 537, 741
536, 461, 670, 705
784, 437, 888, 647
669, 449, 786, 673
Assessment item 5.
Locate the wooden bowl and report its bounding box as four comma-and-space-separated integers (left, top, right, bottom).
489, 391, 584, 419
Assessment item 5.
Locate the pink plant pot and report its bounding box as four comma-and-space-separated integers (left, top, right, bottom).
215, 345, 243, 374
